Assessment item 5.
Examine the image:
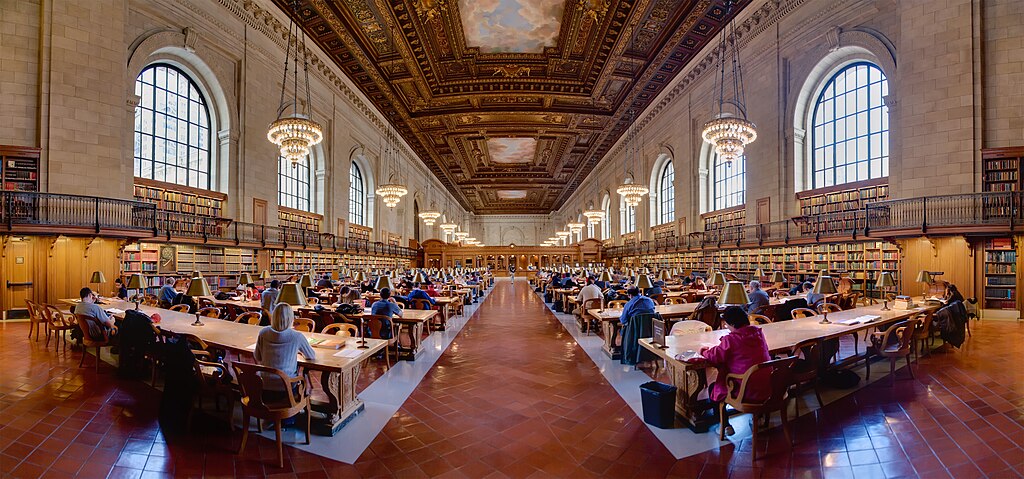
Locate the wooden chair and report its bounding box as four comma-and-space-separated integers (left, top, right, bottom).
197, 307, 221, 318
665, 296, 688, 305
143, 297, 160, 307
866, 319, 920, 386
306, 297, 319, 305
817, 303, 842, 314
363, 314, 399, 369
578, 298, 603, 335
748, 314, 772, 325
322, 323, 358, 337
169, 304, 191, 313
25, 300, 46, 341
197, 297, 215, 309
607, 300, 628, 309
190, 353, 236, 432
911, 310, 935, 361
669, 320, 712, 335
649, 293, 666, 305
719, 357, 797, 462
788, 339, 825, 415
231, 362, 311, 468
773, 290, 790, 298
791, 308, 817, 319
292, 318, 316, 332
689, 296, 720, 330
44, 304, 77, 350
235, 312, 261, 325
74, 314, 115, 372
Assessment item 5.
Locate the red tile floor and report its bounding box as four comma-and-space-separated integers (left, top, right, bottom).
1, 282, 1022, 478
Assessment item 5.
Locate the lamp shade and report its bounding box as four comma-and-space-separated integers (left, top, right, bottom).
354, 271, 367, 282
412, 271, 425, 283
599, 270, 613, 282
706, 267, 716, 279
915, 270, 932, 283
709, 271, 727, 287
192, 271, 203, 278
770, 271, 786, 283
186, 276, 212, 297
238, 273, 254, 286
812, 275, 838, 295
126, 273, 147, 290
754, 268, 764, 278
659, 270, 671, 281
635, 274, 654, 290
818, 269, 828, 278
277, 282, 307, 306
642, 267, 651, 275
719, 281, 750, 305
375, 275, 394, 292
876, 271, 896, 288
90, 271, 107, 284
298, 274, 313, 289
260, 270, 271, 280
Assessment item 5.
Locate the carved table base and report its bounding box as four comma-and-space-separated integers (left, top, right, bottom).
311, 360, 365, 436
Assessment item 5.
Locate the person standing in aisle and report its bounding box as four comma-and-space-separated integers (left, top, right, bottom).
508, 262, 516, 284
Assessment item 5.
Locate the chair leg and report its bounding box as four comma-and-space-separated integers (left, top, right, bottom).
814, 384, 823, 409
275, 422, 284, 468
79, 344, 87, 367
890, 358, 896, 386
304, 402, 311, 445
238, 414, 250, 454
718, 402, 727, 441
906, 354, 914, 379
780, 406, 792, 446
750, 413, 760, 463
95, 347, 101, 372
865, 354, 871, 381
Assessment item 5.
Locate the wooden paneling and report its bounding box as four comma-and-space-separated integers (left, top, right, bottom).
2, 238, 35, 315
253, 198, 267, 225
0, 236, 121, 312
898, 236, 976, 299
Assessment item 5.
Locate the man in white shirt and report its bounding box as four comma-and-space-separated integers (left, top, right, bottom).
576, 278, 603, 316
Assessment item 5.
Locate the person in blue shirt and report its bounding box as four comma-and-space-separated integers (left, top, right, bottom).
370, 288, 403, 339
645, 281, 664, 297
619, 287, 656, 325
743, 280, 771, 315
158, 277, 177, 307
405, 283, 435, 309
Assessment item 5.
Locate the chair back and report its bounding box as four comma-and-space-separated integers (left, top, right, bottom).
669, 320, 712, 335
293, 318, 315, 332
665, 296, 688, 305
725, 356, 797, 412
74, 313, 110, 345
817, 303, 841, 314
25, 300, 40, 323
169, 304, 190, 313
581, 297, 603, 315
362, 314, 396, 341
409, 298, 432, 310
892, 319, 920, 354
748, 314, 772, 325
607, 300, 627, 309
306, 297, 319, 305
197, 297, 215, 309
791, 308, 817, 319
45, 304, 72, 327
912, 311, 934, 338
649, 293, 666, 305
197, 307, 221, 318
322, 323, 358, 337
689, 296, 720, 329
230, 362, 305, 415
236, 312, 261, 325
790, 338, 825, 382
773, 290, 790, 298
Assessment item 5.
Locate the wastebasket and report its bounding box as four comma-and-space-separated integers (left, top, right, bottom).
640, 381, 677, 429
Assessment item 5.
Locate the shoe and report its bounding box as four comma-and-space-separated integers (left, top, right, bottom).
724, 425, 735, 436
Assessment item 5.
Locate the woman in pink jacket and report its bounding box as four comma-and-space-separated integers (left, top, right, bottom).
699, 306, 771, 434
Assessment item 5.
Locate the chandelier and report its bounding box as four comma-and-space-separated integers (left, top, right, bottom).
418, 209, 441, 226
617, 178, 649, 208
440, 222, 458, 233
453, 231, 469, 242
583, 209, 604, 225
375, 126, 408, 208
268, 0, 323, 167
555, 231, 571, 245
567, 222, 584, 235
376, 183, 408, 208
701, 0, 756, 166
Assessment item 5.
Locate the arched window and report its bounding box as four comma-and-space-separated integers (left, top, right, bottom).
621, 199, 636, 235
349, 162, 366, 226
811, 62, 889, 188
657, 160, 675, 225
713, 155, 746, 211
601, 194, 611, 240
278, 157, 310, 211
133, 64, 211, 189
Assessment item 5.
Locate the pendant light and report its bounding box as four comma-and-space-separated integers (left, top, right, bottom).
375, 125, 408, 208
701, 0, 756, 166
418, 182, 441, 226
617, 28, 649, 208
268, 0, 323, 167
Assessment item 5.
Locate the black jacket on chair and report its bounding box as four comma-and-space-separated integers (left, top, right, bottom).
933, 300, 967, 348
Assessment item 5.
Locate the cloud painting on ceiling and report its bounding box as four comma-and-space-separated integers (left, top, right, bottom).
459, 0, 563, 53
487, 138, 537, 164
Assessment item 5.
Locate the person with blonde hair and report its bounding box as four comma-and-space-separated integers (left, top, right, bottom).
253, 303, 316, 389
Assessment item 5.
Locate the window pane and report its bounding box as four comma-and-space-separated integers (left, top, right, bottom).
712, 155, 745, 211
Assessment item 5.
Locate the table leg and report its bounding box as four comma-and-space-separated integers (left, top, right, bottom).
665, 362, 716, 433
397, 322, 424, 361
601, 321, 622, 359
311, 363, 364, 436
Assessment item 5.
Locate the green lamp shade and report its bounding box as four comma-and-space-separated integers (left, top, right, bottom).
412, 271, 425, 283
126, 273, 147, 290
259, 270, 271, 280
659, 270, 671, 281
635, 274, 654, 290
354, 271, 367, 282
709, 271, 727, 287
876, 271, 896, 288
238, 273, 254, 286
719, 281, 750, 305
375, 276, 394, 292
277, 282, 307, 306
186, 276, 213, 297
915, 270, 932, 283
90, 271, 107, 284
812, 275, 838, 295
298, 274, 314, 289
599, 270, 613, 282
770, 271, 786, 283
754, 268, 764, 278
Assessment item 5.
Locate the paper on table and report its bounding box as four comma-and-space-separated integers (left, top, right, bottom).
105, 308, 126, 316
246, 343, 257, 350
334, 349, 362, 359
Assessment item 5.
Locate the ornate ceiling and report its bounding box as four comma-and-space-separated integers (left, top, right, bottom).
274, 0, 751, 214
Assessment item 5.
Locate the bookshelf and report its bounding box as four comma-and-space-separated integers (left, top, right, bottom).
385, 233, 402, 246
348, 224, 372, 242
652, 223, 675, 241
121, 243, 259, 291
1, 145, 40, 191
983, 238, 1017, 310
133, 177, 226, 217
121, 243, 162, 290
982, 147, 1024, 192
278, 207, 322, 232
270, 249, 341, 276
796, 179, 888, 236
702, 206, 745, 231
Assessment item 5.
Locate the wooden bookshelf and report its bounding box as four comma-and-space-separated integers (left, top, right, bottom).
796, 178, 888, 235
982, 147, 1024, 192
385, 233, 402, 246
1, 145, 40, 191
133, 177, 226, 217
983, 238, 1017, 310
702, 206, 745, 231
270, 249, 341, 276
122, 243, 258, 291
652, 223, 675, 241
342, 254, 405, 273
121, 243, 162, 290
348, 224, 372, 242
278, 206, 322, 232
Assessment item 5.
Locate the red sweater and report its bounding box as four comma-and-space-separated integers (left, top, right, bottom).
701, 325, 771, 402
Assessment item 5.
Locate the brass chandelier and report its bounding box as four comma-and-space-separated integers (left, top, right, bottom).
701, 0, 756, 166
375, 126, 408, 208
268, 0, 323, 167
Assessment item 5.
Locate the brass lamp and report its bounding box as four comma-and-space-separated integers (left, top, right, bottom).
260, 270, 271, 287
599, 270, 613, 283
876, 272, 896, 310
277, 282, 307, 306
238, 273, 254, 287
375, 275, 394, 292
770, 271, 786, 284
90, 271, 107, 292
659, 270, 671, 281
719, 281, 750, 306
635, 274, 654, 291
412, 271, 425, 284
186, 276, 213, 326
354, 271, 367, 282
915, 270, 932, 299
706, 267, 716, 279
298, 273, 314, 293
812, 276, 838, 324
709, 271, 727, 289
753, 268, 764, 280
126, 273, 147, 310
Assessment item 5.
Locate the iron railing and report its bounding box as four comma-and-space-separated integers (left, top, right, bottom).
866, 191, 1022, 233
1, 191, 157, 234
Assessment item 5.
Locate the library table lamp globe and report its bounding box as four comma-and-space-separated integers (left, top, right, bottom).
719, 281, 750, 306
277, 283, 307, 307
635, 274, 654, 291
876, 272, 896, 311
186, 276, 213, 326
915, 270, 932, 299
812, 276, 838, 324
127, 274, 147, 310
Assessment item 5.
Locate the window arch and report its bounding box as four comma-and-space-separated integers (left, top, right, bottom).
278, 157, 311, 211
809, 62, 889, 188
601, 193, 611, 240
349, 162, 366, 226
657, 160, 675, 225
133, 63, 211, 189
712, 155, 746, 211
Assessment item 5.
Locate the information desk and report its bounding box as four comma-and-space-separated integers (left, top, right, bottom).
638, 304, 932, 432
61, 299, 386, 436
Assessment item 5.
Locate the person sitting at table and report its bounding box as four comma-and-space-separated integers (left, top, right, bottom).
561, 273, 578, 289
337, 286, 360, 304
576, 279, 603, 316
75, 287, 117, 341
594, 275, 609, 290
244, 284, 260, 301
619, 287, 656, 326
692, 276, 707, 290
114, 278, 129, 300
425, 283, 440, 297
743, 280, 770, 315
803, 281, 823, 306
546, 273, 561, 293
370, 288, 403, 340
254, 303, 316, 422
645, 280, 664, 297
171, 291, 198, 313
261, 280, 280, 317
360, 278, 376, 294
158, 277, 177, 307
698, 306, 771, 435
944, 283, 964, 303
316, 273, 333, 289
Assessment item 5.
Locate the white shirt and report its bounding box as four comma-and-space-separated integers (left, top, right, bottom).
577, 284, 603, 306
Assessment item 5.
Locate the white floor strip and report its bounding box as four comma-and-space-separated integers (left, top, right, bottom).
264, 285, 492, 464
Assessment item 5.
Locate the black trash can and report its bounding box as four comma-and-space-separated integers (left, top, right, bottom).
640, 381, 677, 429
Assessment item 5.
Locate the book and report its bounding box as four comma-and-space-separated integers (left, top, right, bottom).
307, 337, 343, 349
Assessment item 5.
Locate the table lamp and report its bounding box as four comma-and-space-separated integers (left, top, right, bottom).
599, 270, 613, 283
915, 270, 932, 299
875, 272, 896, 310
412, 271, 425, 284
238, 273, 254, 287
659, 270, 671, 281
375, 275, 394, 292
812, 275, 838, 324
636, 274, 654, 292
753, 268, 764, 281
277, 282, 307, 307
298, 273, 314, 294
709, 271, 727, 290
127, 273, 147, 310
90, 271, 107, 294
259, 270, 271, 286
719, 281, 750, 306
770, 271, 786, 285
354, 270, 367, 282
642, 267, 651, 275
186, 276, 213, 326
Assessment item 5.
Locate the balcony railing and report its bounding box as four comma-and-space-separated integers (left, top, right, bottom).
2, 191, 157, 234
866, 191, 1022, 233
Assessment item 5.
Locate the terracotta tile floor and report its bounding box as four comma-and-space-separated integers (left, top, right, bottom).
1, 283, 1023, 478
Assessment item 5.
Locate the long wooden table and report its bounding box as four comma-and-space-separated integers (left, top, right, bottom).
61, 299, 386, 436
638, 304, 933, 432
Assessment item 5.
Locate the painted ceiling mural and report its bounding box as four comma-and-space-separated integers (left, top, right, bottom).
278, 0, 752, 213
